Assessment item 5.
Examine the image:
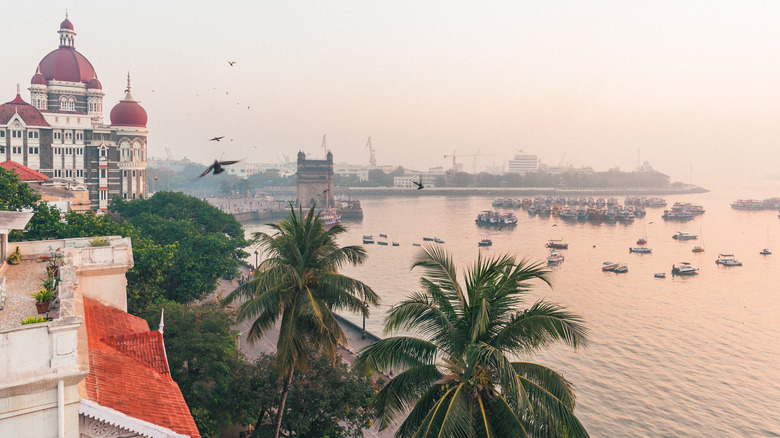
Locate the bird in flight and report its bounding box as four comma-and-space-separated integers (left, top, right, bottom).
228, 61, 236, 66
412, 177, 424, 190
210, 136, 224, 142
154, 176, 159, 181
552, 223, 558, 227
199, 159, 240, 177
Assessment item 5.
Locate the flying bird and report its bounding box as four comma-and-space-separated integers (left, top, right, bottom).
228, 61, 236, 66
552, 224, 558, 227
199, 159, 240, 177
209, 136, 224, 142
412, 177, 424, 190
154, 176, 158, 180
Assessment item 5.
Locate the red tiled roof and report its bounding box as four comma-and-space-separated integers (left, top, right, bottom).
38, 47, 96, 83
0, 94, 51, 127
82, 298, 201, 438
0, 160, 49, 181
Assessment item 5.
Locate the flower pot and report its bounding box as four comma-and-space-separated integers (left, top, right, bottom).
35, 301, 50, 314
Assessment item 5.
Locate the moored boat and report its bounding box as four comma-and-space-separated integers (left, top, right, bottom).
392, 242, 399, 246
434, 237, 444, 243
629, 247, 652, 253
760, 248, 772, 255
672, 262, 699, 275
547, 251, 565, 264
317, 208, 342, 228
602, 262, 619, 271
692, 246, 705, 253
362, 235, 374, 244
716, 253, 742, 266
546, 239, 568, 249
636, 237, 647, 245
478, 238, 492, 247
614, 264, 628, 273
654, 272, 666, 278
672, 231, 698, 240
423, 237, 434, 241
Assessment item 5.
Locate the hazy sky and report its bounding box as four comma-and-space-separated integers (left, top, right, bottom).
3, 1, 780, 185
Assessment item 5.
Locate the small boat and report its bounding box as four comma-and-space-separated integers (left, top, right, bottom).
379, 233, 388, 238
672, 262, 699, 276
760, 229, 772, 255
636, 237, 647, 245
716, 253, 742, 266
377, 241, 389, 246
614, 265, 628, 273
672, 232, 698, 240
434, 237, 444, 243
547, 251, 565, 264
692, 246, 705, 253
654, 272, 666, 278
423, 237, 434, 241
362, 235, 374, 244
629, 247, 652, 253
412, 243, 421, 247
602, 262, 619, 271
392, 242, 399, 246
546, 239, 569, 249
760, 248, 772, 255
478, 238, 492, 247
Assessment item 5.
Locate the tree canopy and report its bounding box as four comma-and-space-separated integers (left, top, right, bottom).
0, 166, 41, 211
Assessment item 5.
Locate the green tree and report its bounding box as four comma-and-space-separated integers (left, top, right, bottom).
355, 246, 590, 438
111, 191, 248, 303
141, 301, 245, 438
222, 205, 380, 438
0, 166, 40, 211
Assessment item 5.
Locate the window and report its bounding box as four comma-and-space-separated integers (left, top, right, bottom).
12, 130, 23, 138
76, 148, 83, 155
76, 132, 83, 141
0, 146, 5, 153
123, 170, 127, 177
60, 96, 76, 111
64, 132, 73, 141
12, 146, 22, 154
54, 169, 62, 178
77, 170, 83, 178
66, 148, 72, 155
132, 170, 137, 177
0, 131, 4, 138
100, 169, 106, 178
27, 131, 39, 139
28, 147, 39, 154
54, 132, 62, 140
100, 148, 107, 157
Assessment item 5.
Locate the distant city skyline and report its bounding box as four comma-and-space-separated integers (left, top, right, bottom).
3, 2, 780, 187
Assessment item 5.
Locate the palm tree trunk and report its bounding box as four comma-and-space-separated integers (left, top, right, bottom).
273, 368, 294, 438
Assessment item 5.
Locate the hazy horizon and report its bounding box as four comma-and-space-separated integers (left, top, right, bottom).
3, 2, 780, 187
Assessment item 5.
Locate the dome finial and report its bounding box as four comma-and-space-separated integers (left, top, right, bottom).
126, 71, 131, 94
65, 9, 68, 19
16, 83, 20, 95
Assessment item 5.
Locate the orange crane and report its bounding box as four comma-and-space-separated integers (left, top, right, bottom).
443, 150, 459, 174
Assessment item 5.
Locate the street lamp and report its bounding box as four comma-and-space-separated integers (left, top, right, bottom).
254, 250, 259, 269
362, 301, 367, 340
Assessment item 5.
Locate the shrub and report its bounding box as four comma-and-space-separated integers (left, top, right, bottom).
7, 246, 22, 265
32, 289, 55, 303
88, 237, 110, 247
20, 316, 47, 325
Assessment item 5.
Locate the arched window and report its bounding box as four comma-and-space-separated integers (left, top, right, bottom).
59, 96, 76, 111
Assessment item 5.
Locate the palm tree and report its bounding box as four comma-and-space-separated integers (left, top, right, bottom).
222, 205, 380, 438
355, 245, 589, 438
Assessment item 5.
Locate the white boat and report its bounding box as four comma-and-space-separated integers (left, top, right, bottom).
547, 251, 565, 264
392, 242, 399, 246
434, 237, 444, 243
602, 262, 619, 271
672, 262, 699, 275
362, 235, 374, 244
629, 247, 652, 253
672, 232, 698, 240
760, 229, 772, 255
716, 254, 742, 266
654, 272, 666, 278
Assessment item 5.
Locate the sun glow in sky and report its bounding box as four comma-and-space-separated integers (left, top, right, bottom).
3, 1, 780, 185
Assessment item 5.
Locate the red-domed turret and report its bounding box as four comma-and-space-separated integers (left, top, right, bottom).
60, 17, 74, 30
87, 75, 102, 90
36, 15, 96, 84
110, 74, 147, 128
30, 66, 47, 85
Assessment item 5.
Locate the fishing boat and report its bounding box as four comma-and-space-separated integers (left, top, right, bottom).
379, 233, 388, 238
654, 272, 666, 278
614, 265, 628, 273
602, 262, 619, 271
672, 231, 698, 240
692, 246, 705, 253
478, 238, 492, 247
423, 237, 434, 241
546, 239, 569, 249
392, 242, 400, 247
672, 262, 699, 276
629, 247, 652, 253
434, 237, 444, 244
317, 208, 342, 228
412, 243, 421, 247
636, 237, 647, 245
377, 241, 389, 246
716, 254, 742, 266
760, 248, 772, 255
547, 251, 565, 264
362, 235, 374, 244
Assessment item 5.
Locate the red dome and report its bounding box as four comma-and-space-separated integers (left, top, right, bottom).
60, 18, 74, 30
37, 47, 96, 83
110, 99, 147, 128
31, 71, 47, 85
87, 77, 102, 90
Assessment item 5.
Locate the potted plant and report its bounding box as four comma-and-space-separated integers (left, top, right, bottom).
7, 246, 22, 265
32, 289, 55, 314
46, 248, 63, 276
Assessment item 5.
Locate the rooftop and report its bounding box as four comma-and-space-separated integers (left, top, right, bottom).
0, 257, 49, 330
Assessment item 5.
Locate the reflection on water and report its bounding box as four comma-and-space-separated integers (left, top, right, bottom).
243, 186, 780, 437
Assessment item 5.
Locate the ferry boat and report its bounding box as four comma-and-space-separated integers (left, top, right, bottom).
672, 232, 698, 240
499, 212, 518, 225
476, 211, 501, 224
546, 239, 569, 249
362, 235, 374, 244
716, 254, 742, 266
559, 208, 578, 221
662, 209, 694, 221
318, 208, 342, 228
478, 238, 492, 247
629, 247, 652, 253
672, 262, 699, 276
730, 199, 764, 210
547, 251, 565, 264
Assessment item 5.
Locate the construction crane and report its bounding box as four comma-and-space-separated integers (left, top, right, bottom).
366, 137, 377, 166
471, 148, 495, 173
165, 146, 174, 162
443, 150, 459, 175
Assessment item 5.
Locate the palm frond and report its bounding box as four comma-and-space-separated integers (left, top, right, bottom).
367, 364, 443, 432
354, 336, 439, 375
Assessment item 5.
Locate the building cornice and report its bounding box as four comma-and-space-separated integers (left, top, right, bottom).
78, 399, 192, 438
